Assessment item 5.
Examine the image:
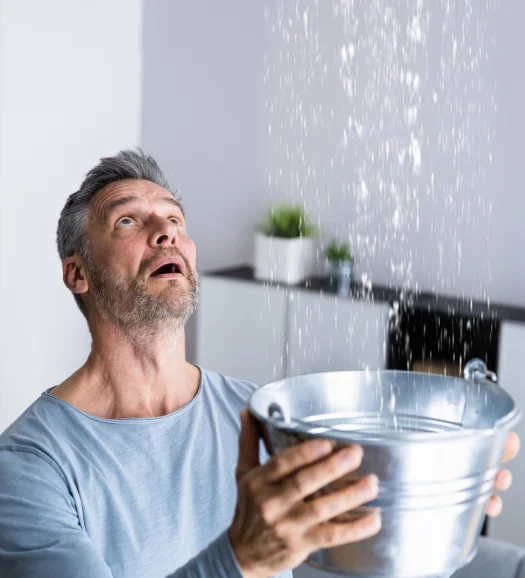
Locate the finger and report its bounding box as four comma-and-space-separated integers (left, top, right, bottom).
304, 510, 382, 550
236, 410, 261, 481
501, 431, 520, 463
250, 446, 365, 525
290, 474, 379, 528
267, 445, 364, 513
260, 438, 339, 484
494, 469, 513, 492
486, 495, 503, 517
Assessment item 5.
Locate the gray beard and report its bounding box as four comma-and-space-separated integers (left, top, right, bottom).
87, 252, 200, 335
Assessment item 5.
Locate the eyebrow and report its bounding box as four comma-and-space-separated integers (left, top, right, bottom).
102, 194, 185, 224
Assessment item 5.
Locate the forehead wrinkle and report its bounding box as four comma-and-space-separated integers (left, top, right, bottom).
100, 195, 139, 224
101, 195, 185, 223
90, 181, 185, 225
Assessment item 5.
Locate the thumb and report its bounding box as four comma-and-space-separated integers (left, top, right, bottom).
236, 409, 261, 481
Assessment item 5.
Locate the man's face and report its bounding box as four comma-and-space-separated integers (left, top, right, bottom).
83, 179, 199, 330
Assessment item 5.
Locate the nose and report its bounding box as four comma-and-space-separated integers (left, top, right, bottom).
148, 215, 179, 248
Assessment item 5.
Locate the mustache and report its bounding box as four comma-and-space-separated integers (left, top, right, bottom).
138, 248, 193, 278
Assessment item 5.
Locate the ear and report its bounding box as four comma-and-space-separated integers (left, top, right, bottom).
63, 255, 89, 296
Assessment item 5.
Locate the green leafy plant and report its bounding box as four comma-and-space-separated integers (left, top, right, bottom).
258, 203, 317, 239
326, 239, 354, 262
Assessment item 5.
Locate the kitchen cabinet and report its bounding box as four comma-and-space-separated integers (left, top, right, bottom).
196, 276, 288, 384
196, 275, 390, 384
490, 320, 525, 548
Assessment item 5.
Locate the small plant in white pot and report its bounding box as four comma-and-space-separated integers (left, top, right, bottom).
254, 203, 318, 284
326, 239, 354, 296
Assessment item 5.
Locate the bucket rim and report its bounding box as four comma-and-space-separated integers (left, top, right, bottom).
248, 369, 522, 445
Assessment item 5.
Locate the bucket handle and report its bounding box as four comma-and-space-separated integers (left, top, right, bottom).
463, 358, 497, 384
268, 402, 288, 421
267, 402, 333, 434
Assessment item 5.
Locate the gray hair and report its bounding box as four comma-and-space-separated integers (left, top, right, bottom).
56, 148, 180, 318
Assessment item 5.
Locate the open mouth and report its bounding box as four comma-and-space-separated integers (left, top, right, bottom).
151, 263, 183, 277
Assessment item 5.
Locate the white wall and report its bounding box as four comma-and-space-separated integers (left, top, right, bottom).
0, 0, 143, 432
142, 0, 268, 273
143, 1, 525, 309
141, 0, 268, 361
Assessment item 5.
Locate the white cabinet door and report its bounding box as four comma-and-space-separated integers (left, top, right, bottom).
286, 289, 390, 376
196, 276, 288, 385
490, 320, 525, 548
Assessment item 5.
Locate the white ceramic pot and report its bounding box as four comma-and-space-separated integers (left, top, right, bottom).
253, 232, 315, 285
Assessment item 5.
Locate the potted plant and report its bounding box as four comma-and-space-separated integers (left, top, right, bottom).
326, 239, 354, 296
254, 203, 318, 284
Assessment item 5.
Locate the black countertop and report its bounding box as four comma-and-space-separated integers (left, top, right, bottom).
203, 265, 525, 324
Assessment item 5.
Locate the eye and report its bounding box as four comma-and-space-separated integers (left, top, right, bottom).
169, 216, 183, 225
115, 216, 134, 227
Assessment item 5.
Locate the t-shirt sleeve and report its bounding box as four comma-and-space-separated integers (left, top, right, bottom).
166, 531, 293, 578
0, 447, 288, 578
166, 530, 244, 578
0, 447, 114, 577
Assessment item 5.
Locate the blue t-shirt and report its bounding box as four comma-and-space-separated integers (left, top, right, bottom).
0, 367, 292, 578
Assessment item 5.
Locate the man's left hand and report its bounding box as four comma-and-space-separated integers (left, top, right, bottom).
487, 431, 520, 517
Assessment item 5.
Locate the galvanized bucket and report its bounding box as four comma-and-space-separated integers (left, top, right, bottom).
248, 359, 521, 578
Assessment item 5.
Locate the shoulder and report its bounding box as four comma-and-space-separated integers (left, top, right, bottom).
201, 367, 258, 397
0, 444, 68, 490
0, 445, 75, 527
0, 395, 53, 448
0, 394, 73, 478
199, 367, 258, 415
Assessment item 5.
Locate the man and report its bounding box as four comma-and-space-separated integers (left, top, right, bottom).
0, 150, 519, 577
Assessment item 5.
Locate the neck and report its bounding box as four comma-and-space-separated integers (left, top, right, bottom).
53, 318, 201, 419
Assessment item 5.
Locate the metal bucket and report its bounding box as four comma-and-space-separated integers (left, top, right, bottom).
248, 359, 521, 578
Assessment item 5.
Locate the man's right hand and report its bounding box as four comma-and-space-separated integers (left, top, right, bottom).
229, 410, 381, 578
